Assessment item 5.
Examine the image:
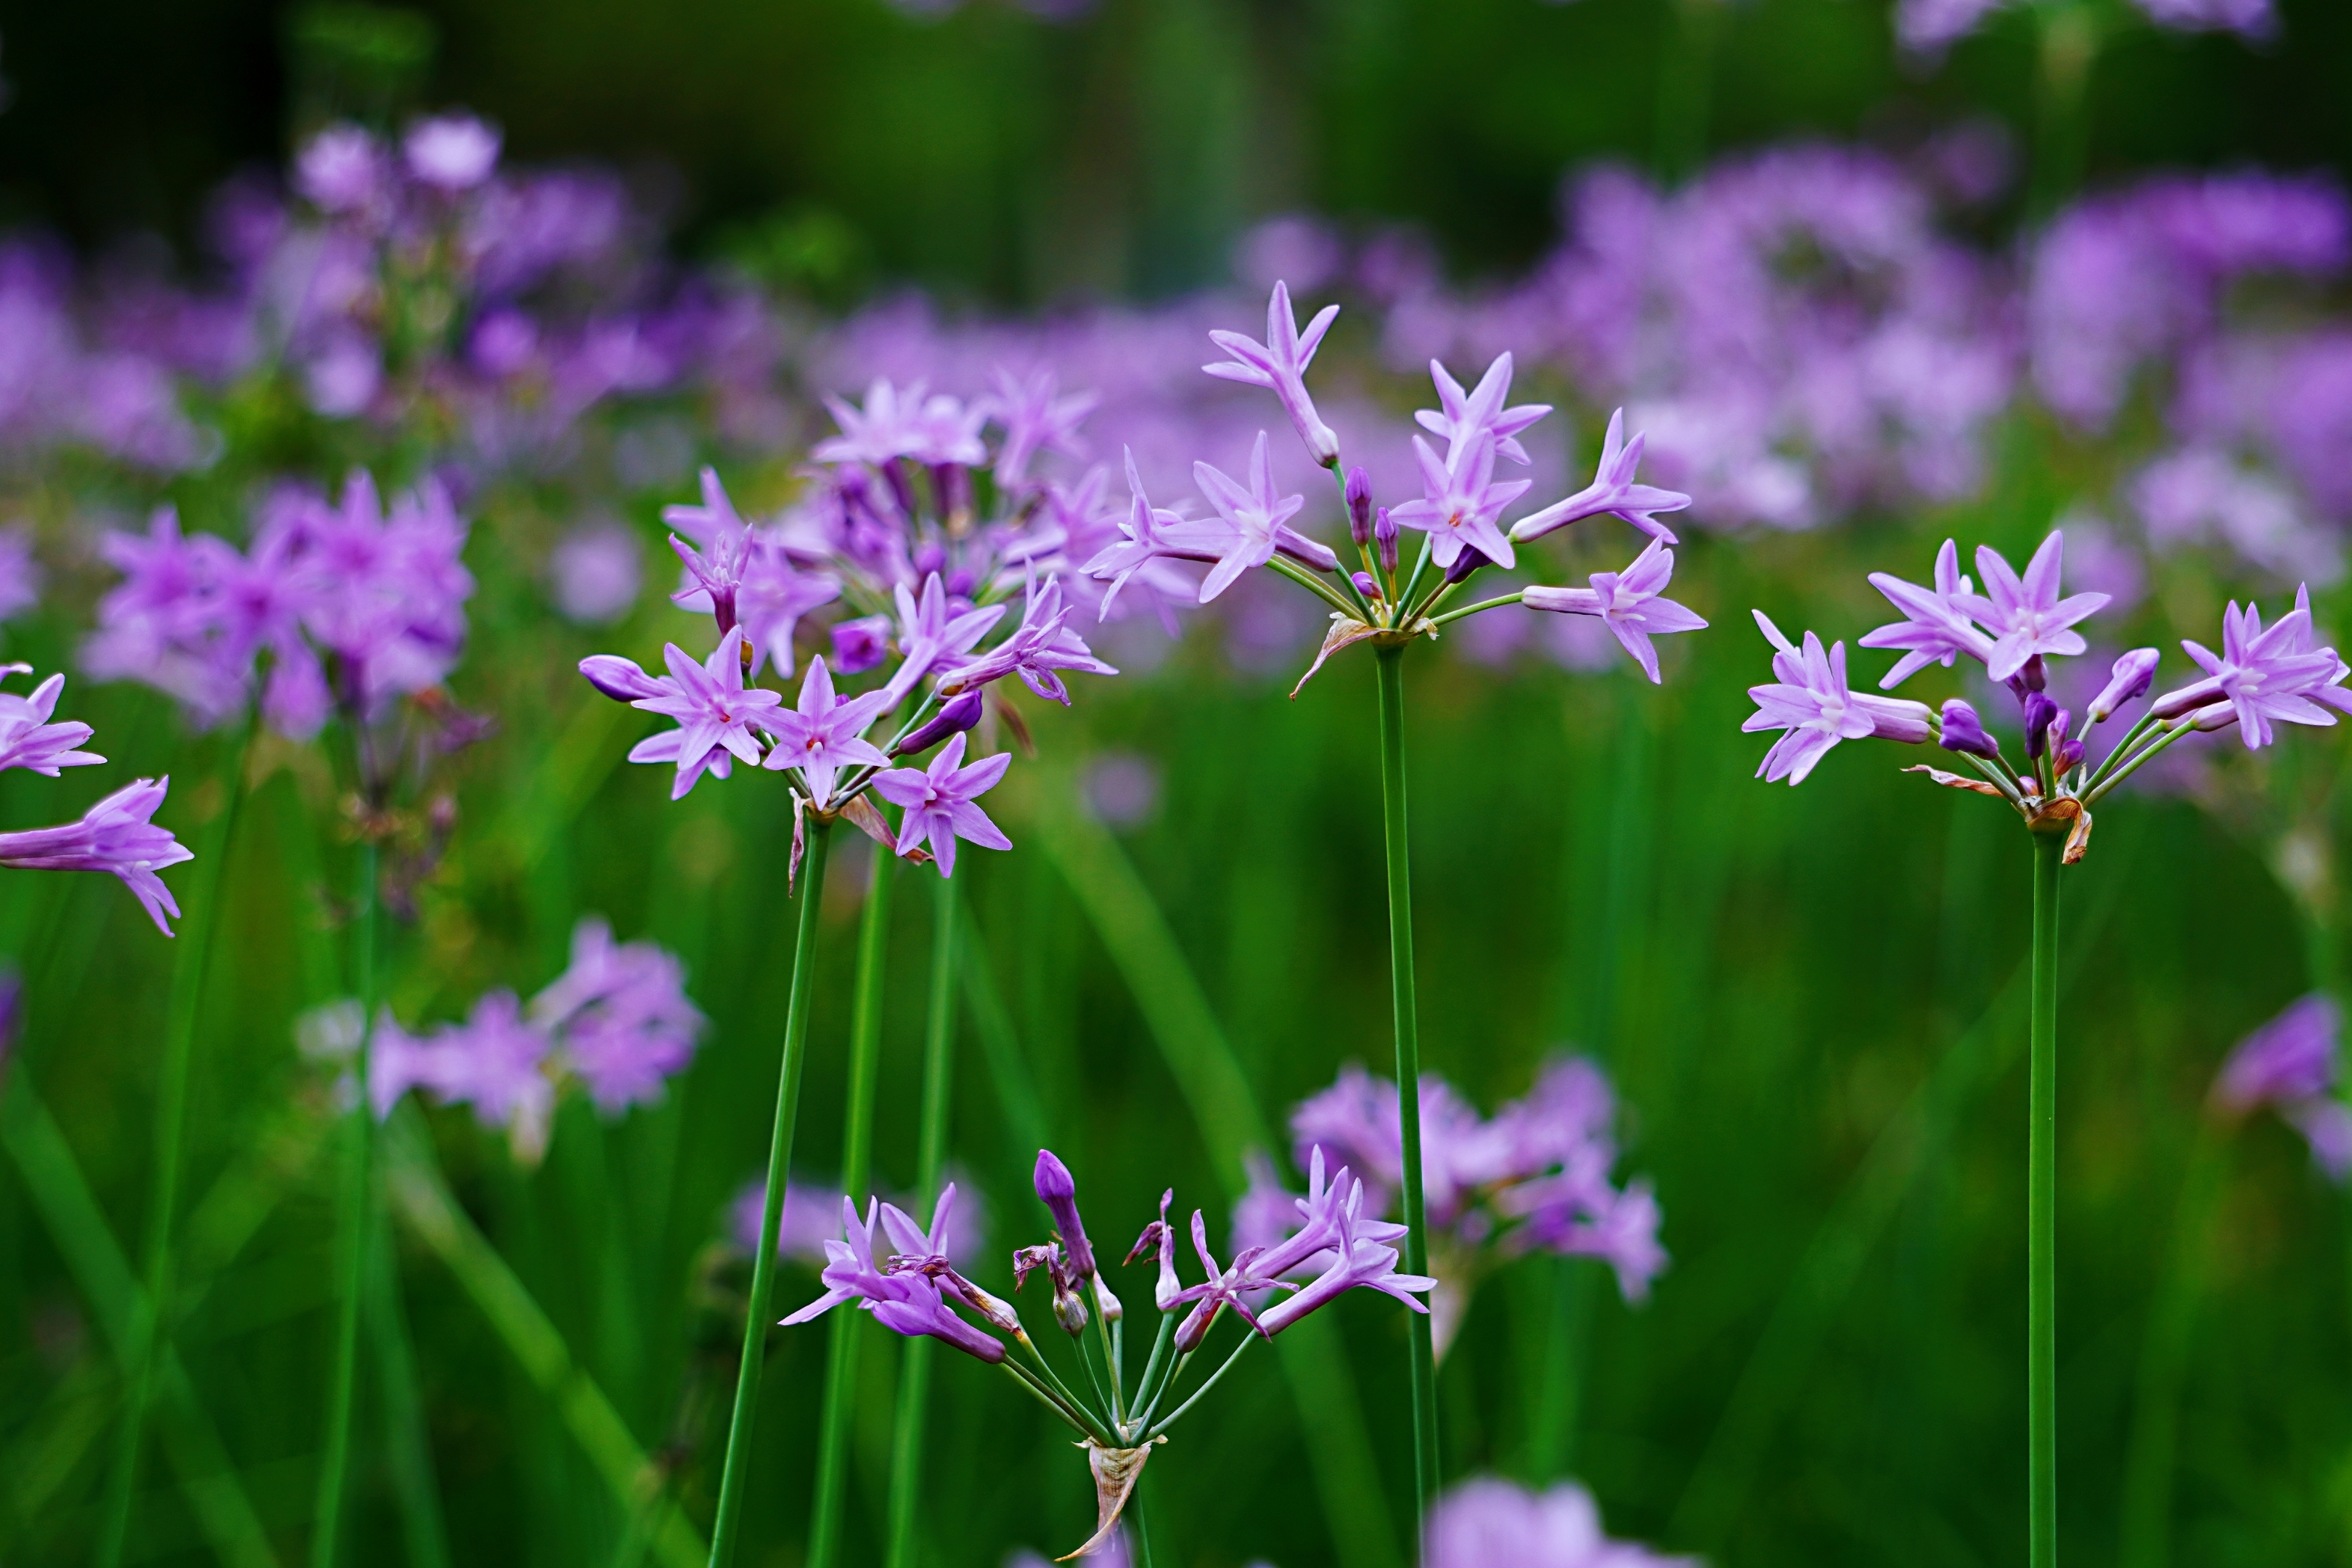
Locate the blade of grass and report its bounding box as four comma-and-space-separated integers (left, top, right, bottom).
379, 1106, 706, 1568
1021, 764, 1404, 1568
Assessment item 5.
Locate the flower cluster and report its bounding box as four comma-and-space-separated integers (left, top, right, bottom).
1898, 0, 2272, 54
783, 1147, 1434, 1556
2212, 993, 2352, 1180
1423, 1477, 1696, 1568
1238, 1058, 1665, 1355
1743, 528, 2352, 859
579, 371, 1124, 872
84, 470, 474, 740
1084, 282, 1706, 693
301, 915, 703, 1160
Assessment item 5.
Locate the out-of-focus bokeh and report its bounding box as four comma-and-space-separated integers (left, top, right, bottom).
5, 3, 2352, 1567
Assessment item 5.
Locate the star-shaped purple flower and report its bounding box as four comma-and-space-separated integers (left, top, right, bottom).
872, 734, 1011, 878
1416, 352, 1552, 467
0, 668, 104, 777
1743, 613, 1933, 785
1389, 429, 1528, 571
884, 572, 1006, 704
1508, 409, 1692, 547
0, 776, 193, 935
762, 655, 891, 807
939, 576, 1119, 704
1951, 532, 2111, 684
1521, 539, 1708, 684
1187, 432, 1334, 603
603, 627, 785, 800
1206, 282, 1342, 467
2151, 585, 2352, 748
1860, 538, 2000, 689
987, 366, 1098, 486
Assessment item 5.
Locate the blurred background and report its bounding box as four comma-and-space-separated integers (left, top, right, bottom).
4, 1, 2352, 1566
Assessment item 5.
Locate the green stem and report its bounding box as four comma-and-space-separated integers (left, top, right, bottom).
809, 849, 896, 1568
2028, 830, 2062, 1568
97, 727, 250, 1568
313, 838, 380, 1568
709, 821, 836, 1568
2028, 4, 2100, 222
1373, 645, 1440, 1535
1129, 1469, 1159, 1568
885, 873, 959, 1568
1144, 1330, 1256, 1440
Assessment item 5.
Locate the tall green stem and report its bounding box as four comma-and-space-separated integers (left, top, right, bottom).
809, 851, 896, 1568
709, 821, 835, 1568
1373, 645, 1439, 1541
97, 728, 250, 1568
314, 838, 380, 1568
886, 873, 959, 1568
2028, 831, 2062, 1568
2028, 4, 2099, 221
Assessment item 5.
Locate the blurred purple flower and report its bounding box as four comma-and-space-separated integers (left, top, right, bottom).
404, 114, 502, 192
531, 916, 705, 1113
0, 524, 41, 623
1426, 1477, 1696, 1568
2214, 994, 2351, 1181
295, 124, 386, 215
550, 522, 642, 625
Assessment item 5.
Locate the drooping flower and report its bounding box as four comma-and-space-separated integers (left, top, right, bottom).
1743, 614, 1933, 784
0, 776, 192, 935
871, 733, 1012, 879
762, 655, 891, 807
1521, 538, 1707, 684
0, 669, 103, 776
1509, 409, 1692, 547
1204, 281, 1342, 466
1388, 430, 1527, 572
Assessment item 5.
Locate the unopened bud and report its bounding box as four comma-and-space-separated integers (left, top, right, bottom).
1938, 698, 2000, 759
951, 1275, 1025, 1336
893, 690, 985, 756
1375, 507, 1398, 576
1351, 570, 1380, 602
2088, 648, 2161, 724
1444, 544, 1494, 586
1344, 466, 1373, 547
1054, 1285, 1090, 1336
1092, 1272, 1124, 1323
2022, 692, 2059, 759
2049, 709, 2084, 772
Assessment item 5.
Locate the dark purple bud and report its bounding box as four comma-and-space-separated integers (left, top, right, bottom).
2022, 691, 2059, 759
1032, 1149, 1096, 1278
1938, 698, 2000, 759
579, 654, 664, 703
892, 689, 984, 756
2014, 654, 2048, 695
1375, 506, 1398, 576
830, 616, 890, 676
1351, 571, 1380, 601
945, 567, 976, 600
2088, 648, 2160, 724
912, 540, 948, 579
1444, 544, 1495, 586
2049, 709, 2084, 772
1344, 466, 1373, 547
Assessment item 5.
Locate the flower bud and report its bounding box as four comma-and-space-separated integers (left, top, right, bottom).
1344, 466, 1373, 547
1938, 698, 2000, 759
950, 1275, 1026, 1336
1033, 1148, 1096, 1278
2048, 709, 2084, 772
1351, 571, 1380, 602
1443, 544, 1494, 586
1092, 1271, 1124, 1323
892, 690, 985, 756
1374, 507, 1398, 576
2023, 692, 2059, 759
2088, 648, 2161, 724
2191, 702, 2241, 732
1053, 1283, 1090, 1337
912, 540, 948, 579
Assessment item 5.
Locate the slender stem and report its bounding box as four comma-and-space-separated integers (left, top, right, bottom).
2028, 830, 2063, 1568
1267, 555, 1363, 619
1373, 644, 1440, 1535
1002, 1359, 1098, 1437
1395, 536, 1435, 619
97, 725, 250, 1568
1429, 591, 1524, 627
1127, 1311, 1177, 1437
2083, 723, 2193, 807
1093, 1291, 1126, 1426
1145, 1329, 1257, 1440
709, 821, 836, 1568
809, 849, 895, 1568
885, 873, 960, 1568
313, 839, 380, 1568
1018, 1331, 1106, 1439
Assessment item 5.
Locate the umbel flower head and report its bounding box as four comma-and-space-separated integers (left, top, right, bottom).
578, 367, 1126, 878
1086, 282, 1706, 695
1741, 528, 2352, 862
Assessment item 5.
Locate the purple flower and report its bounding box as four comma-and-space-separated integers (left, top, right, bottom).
782, 1196, 896, 1323
422, 991, 555, 1155
550, 523, 642, 626
1344, 465, 1374, 545
1520, 539, 1707, 684
530, 916, 705, 1113
1938, 698, 2000, 759
1416, 353, 1552, 467
1189, 433, 1329, 603
606, 628, 785, 800
1743, 614, 1934, 785
1389, 430, 1527, 572
2149, 586, 2352, 749
0, 668, 103, 776
935, 576, 1116, 706
295, 124, 385, 214
0, 525, 41, 624
988, 366, 1097, 486
2088, 648, 2162, 724
0, 776, 192, 935
1204, 281, 1342, 467
1255, 1175, 1435, 1336
2215, 994, 2337, 1112
1860, 539, 1997, 689
1509, 409, 1691, 547
404, 114, 502, 191
1124, 1190, 1184, 1311
1030, 1148, 1097, 1278
762, 655, 891, 807
830, 616, 891, 676
872, 734, 1012, 878
885, 572, 1005, 702
1952, 534, 2110, 684
1170, 1209, 1275, 1352
1426, 1477, 1696, 1568
782, 1196, 1008, 1363
2022, 692, 2060, 760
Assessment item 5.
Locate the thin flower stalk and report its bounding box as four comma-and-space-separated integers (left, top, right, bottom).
709, 821, 835, 1568
808, 854, 897, 1568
